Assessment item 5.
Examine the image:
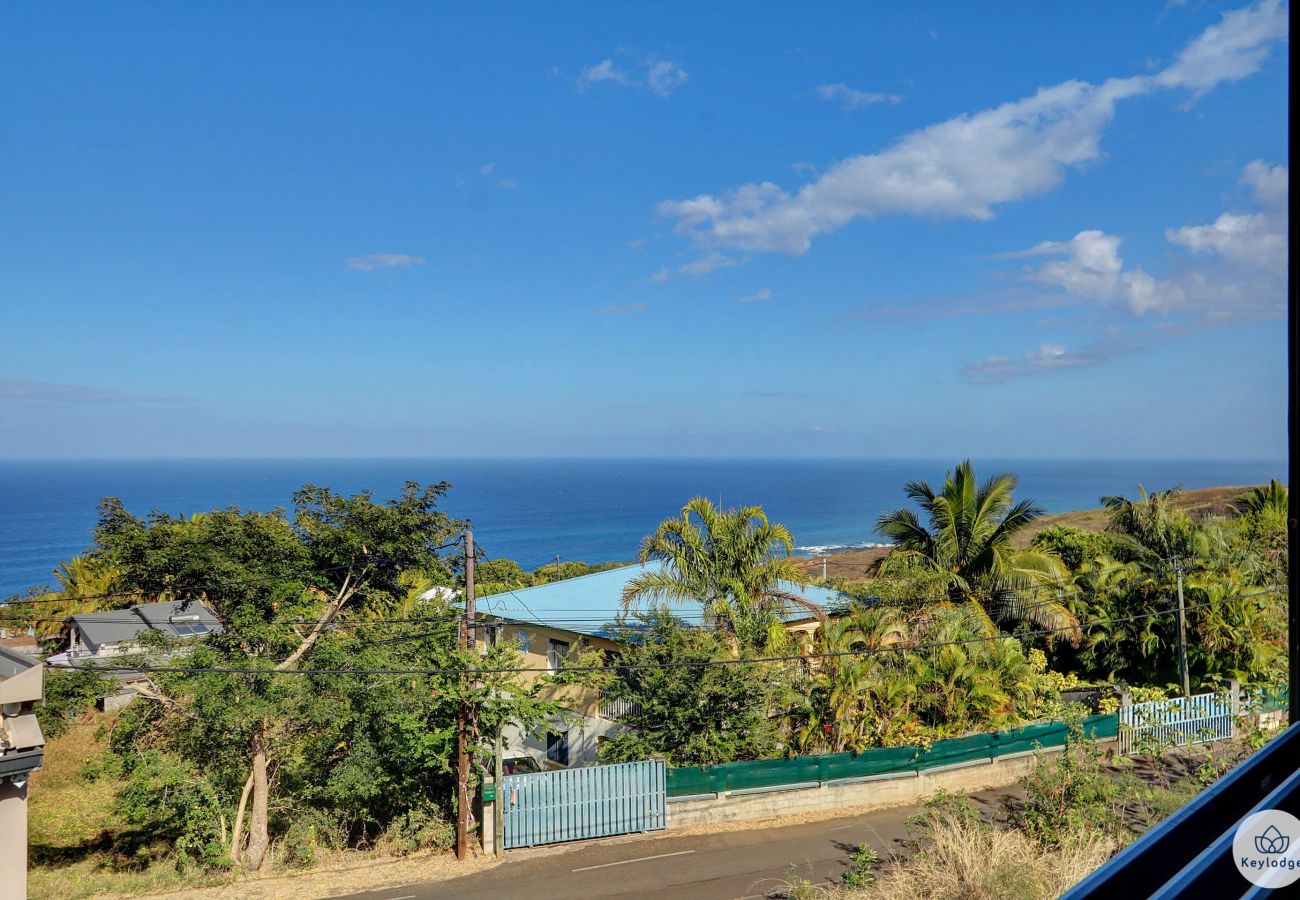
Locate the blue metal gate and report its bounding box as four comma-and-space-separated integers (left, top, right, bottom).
501, 760, 666, 849
1118, 691, 1234, 755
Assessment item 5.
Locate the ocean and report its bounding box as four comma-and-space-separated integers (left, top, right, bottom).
0, 457, 1287, 597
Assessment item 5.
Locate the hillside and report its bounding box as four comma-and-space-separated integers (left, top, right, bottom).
796, 484, 1263, 579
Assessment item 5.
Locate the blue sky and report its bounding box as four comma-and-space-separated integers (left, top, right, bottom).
0, 1, 1289, 459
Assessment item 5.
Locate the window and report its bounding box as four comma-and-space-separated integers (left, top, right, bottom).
516, 629, 531, 653
547, 638, 570, 671
172, 622, 210, 637
546, 731, 569, 766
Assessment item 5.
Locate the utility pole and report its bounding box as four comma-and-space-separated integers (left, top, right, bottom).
1173, 556, 1191, 699
821, 557, 828, 582
456, 529, 476, 860
494, 728, 504, 858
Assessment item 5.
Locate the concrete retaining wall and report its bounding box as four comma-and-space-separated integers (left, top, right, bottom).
666, 742, 1105, 829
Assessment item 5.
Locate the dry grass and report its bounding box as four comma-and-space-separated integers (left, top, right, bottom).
795, 484, 1262, 578
1013, 484, 1256, 545
25, 711, 494, 900
831, 812, 1116, 900
25, 711, 232, 900
121, 849, 497, 900
28, 711, 123, 849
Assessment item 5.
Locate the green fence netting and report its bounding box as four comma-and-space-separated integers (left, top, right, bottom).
1248, 686, 1290, 714
665, 713, 1118, 797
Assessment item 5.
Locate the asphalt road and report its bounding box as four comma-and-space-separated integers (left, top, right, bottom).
338, 786, 1015, 900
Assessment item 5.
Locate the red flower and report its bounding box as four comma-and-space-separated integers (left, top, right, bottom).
822, 723, 833, 734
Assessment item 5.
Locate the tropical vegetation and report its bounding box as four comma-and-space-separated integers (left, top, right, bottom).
621, 496, 822, 652
5, 464, 1288, 896
875, 460, 1079, 641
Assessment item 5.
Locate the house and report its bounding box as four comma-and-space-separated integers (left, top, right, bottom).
0, 629, 41, 660
48, 600, 223, 666
1, 644, 45, 898
473, 561, 846, 769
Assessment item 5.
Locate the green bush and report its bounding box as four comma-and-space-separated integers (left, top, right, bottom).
841, 842, 880, 888
1009, 718, 1120, 848
374, 804, 455, 856
35, 668, 112, 739
115, 750, 230, 871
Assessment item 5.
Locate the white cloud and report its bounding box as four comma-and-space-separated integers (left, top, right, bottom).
346, 253, 426, 271
1023, 344, 1102, 369
478, 162, 496, 176
578, 59, 632, 90
961, 341, 1126, 384
598, 302, 647, 314
815, 83, 903, 109
959, 356, 1019, 384
735, 288, 773, 304
650, 267, 671, 283
1166, 211, 1285, 273
646, 60, 689, 96
498, 178, 517, 189
1154, 0, 1288, 97
1017, 230, 1184, 315
1241, 159, 1288, 207
576, 56, 688, 96
1006, 160, 1287, 319
661, 77, 1145, 255
658, 1, 1286, 257
678, 252, 740, 276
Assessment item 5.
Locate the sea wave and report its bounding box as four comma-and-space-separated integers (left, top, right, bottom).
795, 541, 893, 556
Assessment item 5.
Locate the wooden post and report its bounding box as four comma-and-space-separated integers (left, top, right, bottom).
1174, 557, 1191, 699
494, 728, 505, 857
456, 529, 476, 860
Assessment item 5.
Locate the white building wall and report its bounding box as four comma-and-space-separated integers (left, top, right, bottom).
502, 712, 627, 769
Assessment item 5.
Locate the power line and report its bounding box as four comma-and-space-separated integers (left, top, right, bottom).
1, 536, 469, 606
62, 585, 1284, 678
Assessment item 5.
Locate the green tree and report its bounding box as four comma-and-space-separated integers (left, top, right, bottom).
96, 482, 465, 870
596, 613, 786, 766
1100, 484, 1199, 565
793, 606, 918, 752
1030, 525, 1119, 572
1232, 481, 1289, 584
1234, 479, 1289, 517
622, 497, 821, 652
876, 461, 1078, 641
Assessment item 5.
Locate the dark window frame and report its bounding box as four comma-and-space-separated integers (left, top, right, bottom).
545, 730, 569, 766
547, 638, 570, 671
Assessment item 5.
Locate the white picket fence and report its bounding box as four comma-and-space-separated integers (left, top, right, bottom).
597, 695, 643, 722
1117, 690, 1234, 755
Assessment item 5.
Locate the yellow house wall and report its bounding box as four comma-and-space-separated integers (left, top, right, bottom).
476, 621, 619, 718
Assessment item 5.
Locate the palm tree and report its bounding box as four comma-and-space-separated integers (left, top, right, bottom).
1234, 479, 1289, 518
792, 605, 913, 752
1101, 485, 1196, 560
622, 497, 825, 651
875, 460, 1078, 642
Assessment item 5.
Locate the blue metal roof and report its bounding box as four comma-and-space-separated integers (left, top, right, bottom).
473, 561, 850, 639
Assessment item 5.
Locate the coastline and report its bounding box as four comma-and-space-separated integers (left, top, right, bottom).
792, 483, 1264, 578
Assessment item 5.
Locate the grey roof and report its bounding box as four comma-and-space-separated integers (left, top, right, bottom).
70, 600, 223, 650
0, 645, 41, 680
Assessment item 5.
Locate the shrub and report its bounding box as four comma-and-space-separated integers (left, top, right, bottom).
850, 809, 1116, 899
372, 804, 455, 856
840, 843, 879, 889
1009, 718, 1120, 848
35, 668, 112, 739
